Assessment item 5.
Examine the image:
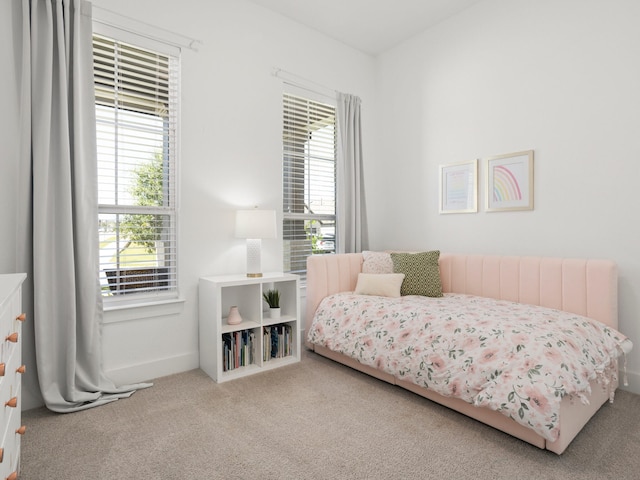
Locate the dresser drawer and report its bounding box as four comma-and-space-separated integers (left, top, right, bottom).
0, 347, 21, 452
0, 274, 26, 480
0, 383, 22, 480
0, 304, 21, 370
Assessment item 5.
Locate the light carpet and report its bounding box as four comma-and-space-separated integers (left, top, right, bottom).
20, 350, 640, 479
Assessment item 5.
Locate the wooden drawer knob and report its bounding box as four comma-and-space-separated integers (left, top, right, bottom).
4, 397, 17, 408
16, 365, 26, 374
0, 364, 4, 376
15, 425, 26, 435
16, 313, 26, 322
6, 472, 17, 480
5, 333, 18, 343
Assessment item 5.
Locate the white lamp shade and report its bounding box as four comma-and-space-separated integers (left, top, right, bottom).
235, 209, 277, 239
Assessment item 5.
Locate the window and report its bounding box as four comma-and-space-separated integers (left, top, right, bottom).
282, 93, 337, 279
93, 33, 179, 300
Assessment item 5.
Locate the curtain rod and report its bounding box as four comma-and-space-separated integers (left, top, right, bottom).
272, 68, 338, 100
92, 5, 202, 52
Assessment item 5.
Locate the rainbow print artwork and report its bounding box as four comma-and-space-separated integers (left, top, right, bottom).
492, 165, 522, 202
486, 150, 533, 211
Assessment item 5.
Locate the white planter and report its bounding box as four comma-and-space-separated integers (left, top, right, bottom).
269, 307, 281, 319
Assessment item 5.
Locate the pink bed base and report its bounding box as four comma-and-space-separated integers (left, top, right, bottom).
305, 253, 619, 454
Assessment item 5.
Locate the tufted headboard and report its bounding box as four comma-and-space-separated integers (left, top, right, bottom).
305, 253, 618, 333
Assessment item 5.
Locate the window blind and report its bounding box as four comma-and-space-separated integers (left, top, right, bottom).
94, 34, 179, 299
282, 93, 336, 278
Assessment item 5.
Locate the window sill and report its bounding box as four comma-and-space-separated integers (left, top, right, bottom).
103, 296, 185, 324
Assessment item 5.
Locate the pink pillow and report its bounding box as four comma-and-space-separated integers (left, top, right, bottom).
362, 251, 393, 274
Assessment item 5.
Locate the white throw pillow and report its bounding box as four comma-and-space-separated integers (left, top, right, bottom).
354, 273, 405, 298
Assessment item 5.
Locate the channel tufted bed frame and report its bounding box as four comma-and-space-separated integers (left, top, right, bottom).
305, 252, 624, 454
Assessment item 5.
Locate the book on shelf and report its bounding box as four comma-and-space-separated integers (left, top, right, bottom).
222, 329, 255, 372
263, 323, 292, 361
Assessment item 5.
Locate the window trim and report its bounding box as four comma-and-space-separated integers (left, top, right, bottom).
282, 90, 338, 280
93, 23, 181, 306
93, 5, 199, 53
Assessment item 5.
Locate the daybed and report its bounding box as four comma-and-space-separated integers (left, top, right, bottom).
305, 251, 632, 454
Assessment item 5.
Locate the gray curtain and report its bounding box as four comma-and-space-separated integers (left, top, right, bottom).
20, 0, 150, 412
336, 92, 368, 253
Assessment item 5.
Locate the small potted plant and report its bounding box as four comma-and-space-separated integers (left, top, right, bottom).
263, 289, 281, 319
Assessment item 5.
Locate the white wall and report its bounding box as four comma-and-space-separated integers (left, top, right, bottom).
5, 0, 638, 409
370, 0, 640, 393
0, 0, 375, 409
0, 1, 21, 274
82, 1, 377, 393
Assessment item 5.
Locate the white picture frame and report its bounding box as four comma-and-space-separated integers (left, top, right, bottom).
439, 160, 478, 214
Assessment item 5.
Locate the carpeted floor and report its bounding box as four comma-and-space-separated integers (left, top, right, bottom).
20, 350, 640, 479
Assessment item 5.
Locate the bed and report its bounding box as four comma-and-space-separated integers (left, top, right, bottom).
305, 251, 632, 454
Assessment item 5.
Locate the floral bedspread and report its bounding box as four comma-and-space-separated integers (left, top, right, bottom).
307, 293, 632, 442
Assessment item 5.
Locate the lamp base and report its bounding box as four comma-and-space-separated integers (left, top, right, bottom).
246, 238, 263, 278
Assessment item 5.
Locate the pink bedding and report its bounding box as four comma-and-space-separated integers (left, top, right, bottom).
307, 292, 632, 442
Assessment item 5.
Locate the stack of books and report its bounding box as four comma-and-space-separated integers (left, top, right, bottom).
263, 324, 292, 361
222, 329, 255, 371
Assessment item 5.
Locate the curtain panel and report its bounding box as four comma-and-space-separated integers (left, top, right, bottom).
336, 92, 368, 254
19, 0, 150, 412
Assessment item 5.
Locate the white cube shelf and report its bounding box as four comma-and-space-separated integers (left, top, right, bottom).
198, 273, 300, 383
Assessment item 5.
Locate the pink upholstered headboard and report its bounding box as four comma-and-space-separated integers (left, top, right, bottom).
305, 253, 618, 333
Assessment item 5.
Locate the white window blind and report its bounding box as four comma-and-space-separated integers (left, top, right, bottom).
94, 33, 179, 299
282, 93, 336, 278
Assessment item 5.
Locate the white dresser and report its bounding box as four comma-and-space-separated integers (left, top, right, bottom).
0, 274, 26, 480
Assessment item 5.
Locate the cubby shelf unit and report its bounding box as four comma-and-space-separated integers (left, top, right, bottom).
198, 272, 300, 383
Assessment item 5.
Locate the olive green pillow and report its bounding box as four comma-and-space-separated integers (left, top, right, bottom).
390, 251, 443, 297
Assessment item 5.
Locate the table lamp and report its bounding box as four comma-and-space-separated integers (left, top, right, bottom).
235, 209, 277, 277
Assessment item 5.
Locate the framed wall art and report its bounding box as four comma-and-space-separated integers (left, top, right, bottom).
485, 150, 534, 212
439, 159, 477, 214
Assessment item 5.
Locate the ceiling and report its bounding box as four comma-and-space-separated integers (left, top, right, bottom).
246, 0, 484, 55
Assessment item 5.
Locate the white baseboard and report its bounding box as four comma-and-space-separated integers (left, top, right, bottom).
105, 351, 200, 386
620, 369, 640, 395
23, 351, 201, 411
